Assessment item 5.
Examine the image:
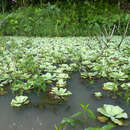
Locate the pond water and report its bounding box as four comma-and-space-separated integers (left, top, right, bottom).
0, 73, 130, 130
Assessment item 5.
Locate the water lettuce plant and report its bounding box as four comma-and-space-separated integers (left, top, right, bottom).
121, 83, 130, 90
102, 82, 118, 91
42, 73, 55, 83
94, 92, 102, 98
97, 104, 128, 125
56, 79, 67, 87
0, 36, 130, 105
51, 87, 72, 97
10, 96, 29, 107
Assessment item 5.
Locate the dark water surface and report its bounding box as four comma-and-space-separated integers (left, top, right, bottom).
0, 73, 130, 130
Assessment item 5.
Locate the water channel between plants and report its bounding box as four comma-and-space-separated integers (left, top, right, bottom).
0, 72, 130, 130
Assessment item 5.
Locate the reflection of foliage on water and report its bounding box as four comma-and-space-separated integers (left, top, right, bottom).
0, 88, 8, 95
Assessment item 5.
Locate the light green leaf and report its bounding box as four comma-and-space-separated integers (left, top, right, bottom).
103, 82, 118, 91
10, 96, 29, 107
97, 104, 128, 125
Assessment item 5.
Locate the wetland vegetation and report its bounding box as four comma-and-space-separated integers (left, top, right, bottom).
0, 0, 130, 130
0, 36, 130, 129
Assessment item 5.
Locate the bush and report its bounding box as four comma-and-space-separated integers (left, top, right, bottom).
0, 1, 130, 36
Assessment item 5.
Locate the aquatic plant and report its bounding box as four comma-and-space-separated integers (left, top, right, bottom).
42, 73, 55, 83
51, 87, 72, 97
102, 82, 118, 91
94, 92, 102, 98
10, 96, 29, 107
55, 104, 96, 130
55, 104, 116, 130
56, 79, 67, 87
80, 104, 96, 120
56, 73, 70, 80
59, 64, 72, 72
0, 36, 130, 105
97, 104, 128, 125
121, 83, 130, 90
85, 124, 115, 130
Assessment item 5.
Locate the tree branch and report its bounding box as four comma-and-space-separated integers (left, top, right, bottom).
118, 19, 130, 48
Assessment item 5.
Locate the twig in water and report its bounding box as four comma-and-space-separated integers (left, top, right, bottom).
118, 19, 130, 48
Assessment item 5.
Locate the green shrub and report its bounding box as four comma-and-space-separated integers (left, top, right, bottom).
0, 1, 130, 36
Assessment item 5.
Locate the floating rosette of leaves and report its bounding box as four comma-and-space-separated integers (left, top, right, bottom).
0, 79, 9, 87
56, 73, 70, 80
109, 71, 128, 81
40, 63, 57, 72
56, 79, 67, 87
51, 87, 72, 96
103, 82, 118, 91
10, 96, 29, 107
97, 104, 128, 125
80, 71, 89, 79
11, 80, 32, 92
94, 92, 102, 98
42, 73, 55, 83
69, 63, 78, 71
121, 83, 130, 90
54, 68, 64, 74
80, 71, 98, 79
59, 64, 72, 72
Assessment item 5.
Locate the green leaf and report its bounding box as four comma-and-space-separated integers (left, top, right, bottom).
71, 112, 82, 118
128, 75, 130, 80
61, 117, 74, 124
103, 82, 118, 91
40, 84, 46, 92
101, 124, 115, 130
54, 124, 63, 130
80, 104, 96, 120
111, 117, 123, 126
97, 104, 128, 125
61, 117, 75, 127
51, 87, 72, 96
10, 96, 29, 107
85, 124, 115, 130
85, 127, 100, 130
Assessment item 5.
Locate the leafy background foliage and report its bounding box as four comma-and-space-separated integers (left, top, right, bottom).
0, 0, 130, 36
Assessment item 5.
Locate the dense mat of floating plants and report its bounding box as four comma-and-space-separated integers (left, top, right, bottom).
0, 37, 130, 107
